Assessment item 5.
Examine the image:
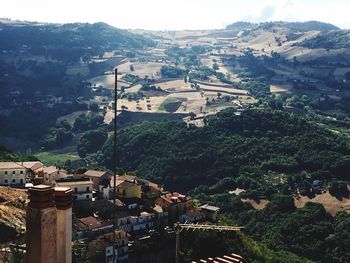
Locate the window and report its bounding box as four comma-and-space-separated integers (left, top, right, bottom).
20, 171, 23, 174
86, 195, 90, 199
74, 188, 78, 193
12, 171, 15, 174
12, 179, 16, 183
4, 171, 7, 175
4, 179, 8, 183
20, 179, 23, 184
86, 187, 90, 192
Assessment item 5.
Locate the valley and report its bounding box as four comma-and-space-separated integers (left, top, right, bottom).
1, 19, 350, 262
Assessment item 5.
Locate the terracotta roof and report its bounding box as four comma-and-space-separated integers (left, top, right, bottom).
43, 166, 58, 175
84, 170, 110, 178
56, 180, 93, 187
160, 192, 191, 204
20, 161, 43, 170
78, 216, 113, 230
0, 162, 25, 169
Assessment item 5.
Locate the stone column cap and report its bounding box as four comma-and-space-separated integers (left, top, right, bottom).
54, 187, 73, 210
28, 185, 55, 209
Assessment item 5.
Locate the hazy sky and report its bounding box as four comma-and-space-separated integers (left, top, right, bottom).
1, 0, 349, 30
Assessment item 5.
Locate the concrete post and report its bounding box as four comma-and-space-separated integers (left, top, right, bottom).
55, 187, 73, 263
26, 185, 57, 263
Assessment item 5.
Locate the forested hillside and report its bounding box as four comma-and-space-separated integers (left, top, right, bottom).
98, 108, 350, 192
94, 108, 350, 262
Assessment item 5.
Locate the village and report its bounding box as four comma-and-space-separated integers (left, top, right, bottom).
0, 161, 220, 262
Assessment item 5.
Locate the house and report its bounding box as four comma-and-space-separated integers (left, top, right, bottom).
88, 230, 129, 263
115, 211, 155, 234
131, 211, 155, 232
152, 205, 169, 226
84, 170, 111, 191
155, 192, 192, 223
38, 166, 67, 185
21, 161, 44, 172
137, 179, 162, 200
76, 216, 114, 238
56, 177, 93, 201
179, 209, 206, 223
199, 204, 220, 222
0, 162, 26, 186
116, 214, 133, 233
109, 179, 142, 199
117, 175, 137, 183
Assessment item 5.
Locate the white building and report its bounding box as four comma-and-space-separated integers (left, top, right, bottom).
0, 162, 26, 186
132, 212, 155, 232
56, 179, 93, 201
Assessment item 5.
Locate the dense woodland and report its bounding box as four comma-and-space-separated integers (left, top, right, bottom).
89, 108, 350, 262
97, 109, 350, 192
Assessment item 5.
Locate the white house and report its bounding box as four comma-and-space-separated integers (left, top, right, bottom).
132, 212, 155, 232
0, 162, 26, 186
56, 178, 93, 201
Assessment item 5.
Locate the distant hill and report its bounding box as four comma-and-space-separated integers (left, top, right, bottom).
226, 21, 339, 32
296, 30, 350, 49
0, 20, 155, 62
225, 21, 255, 31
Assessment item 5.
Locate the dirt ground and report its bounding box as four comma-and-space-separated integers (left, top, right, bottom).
117, 61, 165, 78
294, 192, 350, 216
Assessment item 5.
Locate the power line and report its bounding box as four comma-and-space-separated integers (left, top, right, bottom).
174, 223, 244, 263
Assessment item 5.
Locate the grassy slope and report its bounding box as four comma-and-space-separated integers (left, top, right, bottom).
34, 151, 79, 166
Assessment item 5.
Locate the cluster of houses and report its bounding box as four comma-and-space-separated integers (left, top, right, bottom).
0, 161, 220, 262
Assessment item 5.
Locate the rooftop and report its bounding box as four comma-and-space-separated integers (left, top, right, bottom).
84, 170, 111, 178
160, 192, 191, 204
117, 175, 137, 182
43, 166, 59, 175
78, 216, 113, 230
199, 204, 220, 212
0, 162, 25, 170
20, 161, 43, 170
56, 179, 93, 187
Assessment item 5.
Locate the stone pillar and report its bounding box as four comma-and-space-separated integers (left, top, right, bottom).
54, 187, 73, 263
26, 185, 57, 263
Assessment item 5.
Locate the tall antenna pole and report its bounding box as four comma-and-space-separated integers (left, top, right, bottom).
112, 68, 118, 263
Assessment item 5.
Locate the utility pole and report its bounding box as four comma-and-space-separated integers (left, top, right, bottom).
175, 223, 244, 263
112, 68, 118, 263
175, 222, 180, 263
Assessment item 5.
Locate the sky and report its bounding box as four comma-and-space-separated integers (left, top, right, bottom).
1, 0, 349, 30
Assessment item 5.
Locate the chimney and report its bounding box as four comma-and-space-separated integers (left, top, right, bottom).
26, 185, 57, 263
54, 187, 73, 263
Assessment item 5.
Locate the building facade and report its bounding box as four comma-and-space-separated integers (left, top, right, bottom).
0, 162, 26, 186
